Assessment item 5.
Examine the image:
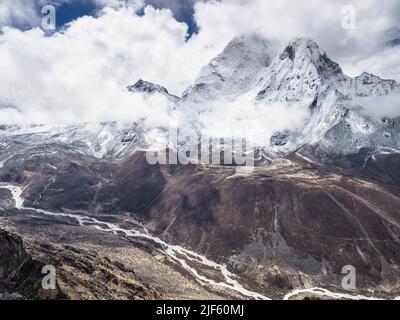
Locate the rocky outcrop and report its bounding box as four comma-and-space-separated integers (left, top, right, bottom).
0, 227, 161, 300
128, 79, 180, 104
0, 229, 63, 299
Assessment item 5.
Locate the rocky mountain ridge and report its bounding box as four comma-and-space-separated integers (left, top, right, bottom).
2, 36, 399, 167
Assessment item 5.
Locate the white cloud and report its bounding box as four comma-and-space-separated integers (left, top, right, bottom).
343, 46, 400, 82
0, 5, 221, 124
356, 93, 400, 119
0, 0, 399, 125
198, 98, 310, 146
0, 0, 40, 27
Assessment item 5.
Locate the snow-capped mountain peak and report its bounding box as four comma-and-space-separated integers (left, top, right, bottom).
182, 34, 274, 103
128, 79, 170, 95
283, 38, 345, 79
127, 79, 180, 104
347, 72, 400, 97
1, 36, 399, 165
256, 38, 349, 103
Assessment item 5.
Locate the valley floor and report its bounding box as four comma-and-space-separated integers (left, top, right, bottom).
0, 205, 235, 300
1, 173, 399, 300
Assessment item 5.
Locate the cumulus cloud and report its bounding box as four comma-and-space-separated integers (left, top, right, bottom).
0, 0, 399, 125
356, 93, 400, 119
197, 97, 310, 146
343, 46, 400, 83
0, 0, 41, 28
0, 5, 220, 124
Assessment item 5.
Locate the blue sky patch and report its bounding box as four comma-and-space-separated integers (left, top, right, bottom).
55, 0, 99, 27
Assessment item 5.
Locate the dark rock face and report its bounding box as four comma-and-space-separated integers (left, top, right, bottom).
127, 79, 180, 104
362, 153, 400, 190
270, 131, 290, 146
0, 229, 63, 299
127, 79, 170, 95
0, 228, 161, 300
0, 230, 28, 279
280, 45, 295, 61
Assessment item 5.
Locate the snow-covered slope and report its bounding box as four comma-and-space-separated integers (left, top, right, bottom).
0, 35, 399, 166
182, 34, 274, 105
255, 38, 349, 103
0, 122, 149, 161
179, 37, 400, 161
347, 72, 399, 97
